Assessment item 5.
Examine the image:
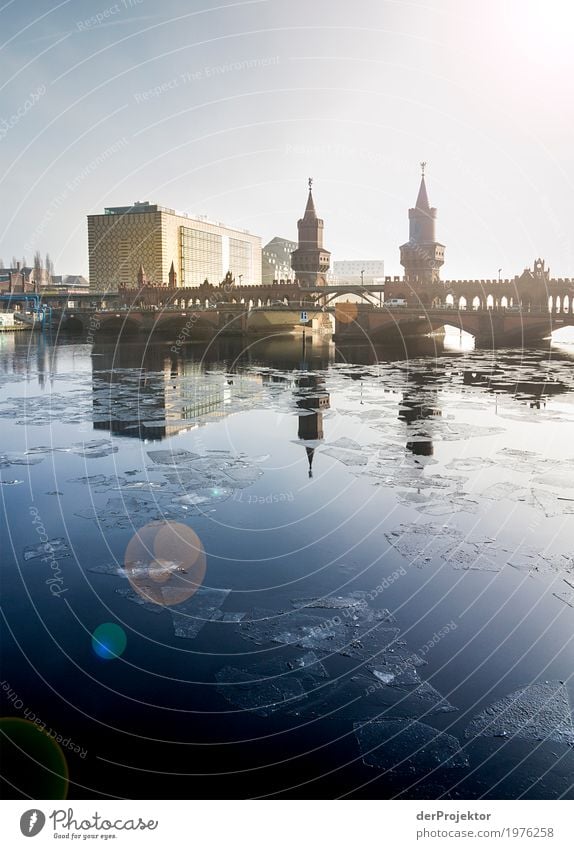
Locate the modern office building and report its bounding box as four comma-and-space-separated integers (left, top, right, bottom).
332, 260, 385, 284
87, 201, 262, 290
262, 237, 297, 285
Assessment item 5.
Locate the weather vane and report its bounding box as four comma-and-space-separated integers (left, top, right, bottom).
308, 177, 313, 191
420, 161, 427, 177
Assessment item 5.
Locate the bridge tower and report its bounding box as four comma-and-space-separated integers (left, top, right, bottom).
400, 163, 445, 284
291, 178, 331, 288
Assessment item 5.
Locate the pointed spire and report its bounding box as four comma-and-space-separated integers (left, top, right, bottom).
168, 261, 177, 287
303, 177, 317, 218
305, 445, 315, 478
137, 264, 147, 287
415, 162, 430, 211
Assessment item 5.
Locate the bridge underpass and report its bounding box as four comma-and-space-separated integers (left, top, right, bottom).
50, 297, 574, 348
332, 304, 574, 346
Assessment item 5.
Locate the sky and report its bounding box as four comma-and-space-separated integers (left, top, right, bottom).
0, 0, 573, 280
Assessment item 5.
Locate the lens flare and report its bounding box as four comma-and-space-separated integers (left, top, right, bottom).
0, 717, 69, 799
124, 521, 206, 607
91, 623, 127, 660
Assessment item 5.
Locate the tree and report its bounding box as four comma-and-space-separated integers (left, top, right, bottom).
0, 258, 5, 268
45, 252, 54, 279
33, 250, 42, 285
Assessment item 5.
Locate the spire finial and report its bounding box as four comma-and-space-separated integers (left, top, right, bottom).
308, 176, 313, 191
420, 161, 426, 177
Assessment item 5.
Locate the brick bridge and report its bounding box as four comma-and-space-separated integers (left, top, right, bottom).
333, 304, 573, 346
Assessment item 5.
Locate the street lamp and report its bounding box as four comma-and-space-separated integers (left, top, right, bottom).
360, 269, 365, 287
498, 268, 502, 283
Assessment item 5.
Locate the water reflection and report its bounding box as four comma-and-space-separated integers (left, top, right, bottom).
294, 374, 330, 477
2, 332, 574, 801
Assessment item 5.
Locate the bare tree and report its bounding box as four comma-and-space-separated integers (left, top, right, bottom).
45, 252, 54, 279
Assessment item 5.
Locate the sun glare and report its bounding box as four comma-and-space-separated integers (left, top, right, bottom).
504, 0, 574, 56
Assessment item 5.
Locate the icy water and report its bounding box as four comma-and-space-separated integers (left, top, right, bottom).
1, 331, 574, 800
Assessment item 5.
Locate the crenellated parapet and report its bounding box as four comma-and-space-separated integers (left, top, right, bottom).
384, 260, 574, 314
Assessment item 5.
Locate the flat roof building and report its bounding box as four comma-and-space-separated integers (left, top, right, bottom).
262, 236, 297, 285
332, 260, 385, 283
87, 201, 262, 290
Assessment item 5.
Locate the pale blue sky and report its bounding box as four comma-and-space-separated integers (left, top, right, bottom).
0, 0, 573, 279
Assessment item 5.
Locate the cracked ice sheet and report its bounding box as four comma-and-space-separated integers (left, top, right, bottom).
0, 453, 43, 468
505, 548, 574, 579
293, 658, 456, 722
215, 666, 307, 716
528, 488, 574, 518
26, 439, 118, 459
170, 587, 232, 638
465, 682, 574, 746
23, 538, 71, 561
117, 585, 231, 638
495, 448, 564, 477
290, 593, 396, 624
354, 720, 469, 772
75, 496, 178, 529
386, 523, 502, 571
446, 457, 496, 472
239, 605, 401, 662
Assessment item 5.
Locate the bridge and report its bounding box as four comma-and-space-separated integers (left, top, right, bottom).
333, 303, 574, 346
51, 303, 323, 338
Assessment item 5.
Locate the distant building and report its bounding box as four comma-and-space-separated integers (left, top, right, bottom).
87, 201, 262, 291
51, 274, 90, 291
0, 264, 42, 294
262, 237, 297, 285
332, 260, 385, 284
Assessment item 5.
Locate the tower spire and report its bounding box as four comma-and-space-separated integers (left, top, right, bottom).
291, 179, 330, 287
415, 162, 430, 211
399, 165, 445, 284
304, 177, 317, 218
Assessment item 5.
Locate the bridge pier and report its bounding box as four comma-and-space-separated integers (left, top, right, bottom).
334, 304, 560, 347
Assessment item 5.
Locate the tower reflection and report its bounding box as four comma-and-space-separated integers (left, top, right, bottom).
294, 374, 330, 477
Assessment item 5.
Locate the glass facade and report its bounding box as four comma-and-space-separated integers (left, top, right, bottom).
229, 237, 253, 283
180, 227, 223, 287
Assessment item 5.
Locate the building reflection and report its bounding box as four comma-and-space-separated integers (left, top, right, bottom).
398, 363, 444, 457
294, 374, 330, 477
91, 342, 265, 440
